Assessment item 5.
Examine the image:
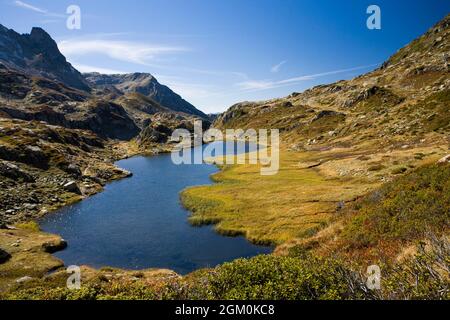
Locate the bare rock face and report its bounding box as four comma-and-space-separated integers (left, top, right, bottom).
0, 144, 49, 170
0, 25, 90, 91
136, 112, 207, 147
311, 110, 346, 122
15, 276, 33, 283
0, 161, 35, 182
138, 126, 166, 144
64, 163, 82, 177
42, 238, 68, 253
76, 100, 140, 140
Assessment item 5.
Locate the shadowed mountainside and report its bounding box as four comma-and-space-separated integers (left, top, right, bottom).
0, 23, 208, 143
0, 24, 90, 91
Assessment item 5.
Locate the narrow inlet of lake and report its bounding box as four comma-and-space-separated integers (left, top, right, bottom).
40, 141, 271, 274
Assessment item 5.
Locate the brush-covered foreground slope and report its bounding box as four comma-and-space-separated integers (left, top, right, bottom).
183, 14, 450, 249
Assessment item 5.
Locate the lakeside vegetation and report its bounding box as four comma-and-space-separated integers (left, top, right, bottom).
2, 236, 447, 300
181, 147, 380, 245
342, 163, 449, 248
1, 160, 448, 300
181, 142, 447, 246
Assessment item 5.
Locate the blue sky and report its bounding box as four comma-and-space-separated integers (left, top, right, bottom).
1, 1, 449, 113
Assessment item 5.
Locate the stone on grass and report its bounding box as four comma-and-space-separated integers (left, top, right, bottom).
63, 181, 82, 195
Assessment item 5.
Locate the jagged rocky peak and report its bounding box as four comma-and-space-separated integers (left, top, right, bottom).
0, 24, 90, 91
27, 27, 62, 59
29, 27, 52, 42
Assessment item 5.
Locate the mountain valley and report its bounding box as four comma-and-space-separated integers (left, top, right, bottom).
0, 14, 449, 300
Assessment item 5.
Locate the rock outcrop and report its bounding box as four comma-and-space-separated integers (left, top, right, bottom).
0, 117, 133, 224
437, 154, 450, 164
0, 161, 35, 182
0, 247, 10, 263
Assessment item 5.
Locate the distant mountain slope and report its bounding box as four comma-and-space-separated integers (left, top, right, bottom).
84, 72, 208, 119
0, 24, 90, 91
214, 14, 450, 148
0, 24, 209, 140
113, 92, 183, 128
0, 65, 139, 140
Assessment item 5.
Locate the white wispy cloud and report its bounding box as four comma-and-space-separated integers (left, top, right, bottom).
13, 0, 47, 13
237, 63, 379, 91
236, 80, 275, 90
270, 60, 286, 73
58, 39, 189, 66
13, 0, 65, 18
57, 36, 248, 81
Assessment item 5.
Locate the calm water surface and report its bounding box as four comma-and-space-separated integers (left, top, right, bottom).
40, 141, 271, 274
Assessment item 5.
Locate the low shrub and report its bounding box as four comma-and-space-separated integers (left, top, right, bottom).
187, 254, 371, 300
342, 164, 450, 247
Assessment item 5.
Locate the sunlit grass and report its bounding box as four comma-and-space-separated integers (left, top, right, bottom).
181, 146, 377, 244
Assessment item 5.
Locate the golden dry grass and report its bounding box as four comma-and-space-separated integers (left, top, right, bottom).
0, 225, 66, 292
181, 129, 449, 245
181, 145, 381, 245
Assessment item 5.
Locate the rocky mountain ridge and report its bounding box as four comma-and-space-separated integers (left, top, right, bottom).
0, 24, 210, 146
84, 72, 208, 119
0, 24, 90, 91
0, 23, 208, 138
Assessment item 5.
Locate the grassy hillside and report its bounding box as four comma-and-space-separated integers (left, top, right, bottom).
175, 14, 450, 299
188, 14, 450, 248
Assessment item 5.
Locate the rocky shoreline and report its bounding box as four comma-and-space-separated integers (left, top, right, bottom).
0, 134, 178, 292
0, 127, 129, 226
